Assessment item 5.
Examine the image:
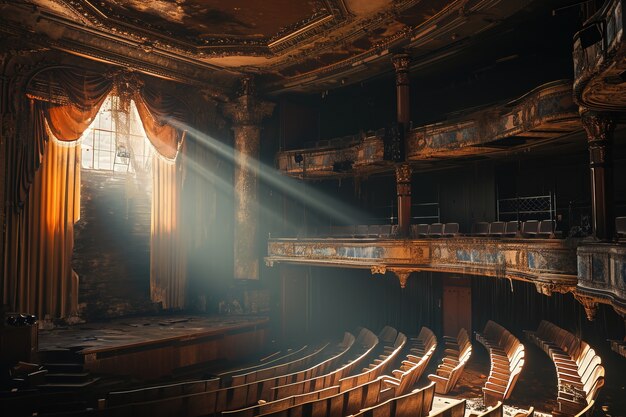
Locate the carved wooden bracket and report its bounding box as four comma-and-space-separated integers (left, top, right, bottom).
389, 269, 415, 288
573, 293, 600, 321
534, 282, 572, 296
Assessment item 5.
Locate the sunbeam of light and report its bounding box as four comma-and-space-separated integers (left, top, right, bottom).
171, 120, 367, 226
183, 150, 301, 235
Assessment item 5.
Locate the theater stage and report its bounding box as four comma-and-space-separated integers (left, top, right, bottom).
37, 315, 270, 380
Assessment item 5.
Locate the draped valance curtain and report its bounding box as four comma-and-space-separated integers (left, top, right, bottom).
3, 67, 188, 319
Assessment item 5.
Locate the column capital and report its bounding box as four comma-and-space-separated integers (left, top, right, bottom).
580, 110, 617, 143
223, 78, 275, 127
392, 53, 411, 73
395, 163, 412, 184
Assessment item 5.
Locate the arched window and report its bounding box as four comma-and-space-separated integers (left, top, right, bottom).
80, 96, 154, 173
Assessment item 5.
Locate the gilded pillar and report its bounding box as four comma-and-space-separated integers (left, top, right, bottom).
581, 111, 616, 240
396, 163, 412, 237
223, 80, 274, 280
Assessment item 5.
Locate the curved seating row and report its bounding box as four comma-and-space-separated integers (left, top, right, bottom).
475, 321, 524, 406
380, 327, 437, 401
428, 328, 472, 394
216, 345, 311, 381
95, 331, 359, 416
472, 220, 555, 238
228, 344, 332, 387
224, 328, 405, 417
349, 381, 437, 417
524, 320, 604, 415
270, 328, 379, 400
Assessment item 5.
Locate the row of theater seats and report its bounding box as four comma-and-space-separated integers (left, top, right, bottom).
308, 220, 556, 239
524, 321, 605, 416
1, 322, 600, 417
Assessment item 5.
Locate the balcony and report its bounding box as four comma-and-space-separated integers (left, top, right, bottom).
573, 0, 626, 110
266, 236, 579, 293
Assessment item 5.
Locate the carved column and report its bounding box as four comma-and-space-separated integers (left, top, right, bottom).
581, 111, 616, 240
392, 53, 412, 238
223, 80, 274, 280
392, 53, 411, 129
396, 163, 412, 237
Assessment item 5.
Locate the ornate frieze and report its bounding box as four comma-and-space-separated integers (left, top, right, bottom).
266, 237, 579, 290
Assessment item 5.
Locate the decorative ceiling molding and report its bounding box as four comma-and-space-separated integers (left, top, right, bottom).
0, 0, 534, 93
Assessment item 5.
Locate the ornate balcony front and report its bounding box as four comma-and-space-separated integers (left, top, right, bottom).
266, 237, 579, 293
577, 243, 626, 317
573, 0, 626, 110
276, 80, 580, 178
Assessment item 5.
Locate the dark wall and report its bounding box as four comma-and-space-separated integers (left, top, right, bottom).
279, 266, 443, 343
73, 170, 157, 320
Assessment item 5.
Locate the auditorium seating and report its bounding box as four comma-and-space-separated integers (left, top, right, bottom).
504, 221, 519, 237
537, 220, 555, 237
97, 331, 360, 415
475, 321, 525, 406
237, 377, 386, 417
414, 224, 429, 237
443, 223, 460, 237
339, 330, 406, 390
270, 328, 378, 400
470, 220, 557, 238
107, 378, 220, 408
472, 222, 490, 236
428, 328, 472, 394
349, 381, 437, 417
310, 220, 560, 239
488, 222, 505, 236
380, 327, 437, 401
521, 220, 539, 237
224, 329, 406, 417
228, 344, 333, 387
524, 320, 604, 415
216, 345, 312, 381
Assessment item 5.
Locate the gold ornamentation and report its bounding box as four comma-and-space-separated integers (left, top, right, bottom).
390, 269, 412, 288
581, 111, 616, 144
370, 265, 387, 275
573, 294, 600, 321
395, 163, 412, 183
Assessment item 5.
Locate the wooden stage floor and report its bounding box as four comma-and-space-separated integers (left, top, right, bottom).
38, 315, 270, 380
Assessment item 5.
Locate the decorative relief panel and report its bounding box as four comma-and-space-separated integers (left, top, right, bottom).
577, 244, 626, 316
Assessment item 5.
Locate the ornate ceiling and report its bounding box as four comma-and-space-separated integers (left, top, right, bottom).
1, 0, 535, 96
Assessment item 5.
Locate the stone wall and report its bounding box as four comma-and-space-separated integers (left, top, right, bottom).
73, 170, 159, 320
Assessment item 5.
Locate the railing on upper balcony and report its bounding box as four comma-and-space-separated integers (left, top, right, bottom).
573, 0, 624, 80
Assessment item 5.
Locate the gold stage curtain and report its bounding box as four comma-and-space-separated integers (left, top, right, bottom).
4, 67, 188, 318
150, 155, 186, 309
4, 68, 112, 319
134, 82, 187, 309
3, 110, 81, 318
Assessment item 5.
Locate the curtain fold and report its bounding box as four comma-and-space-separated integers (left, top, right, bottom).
4, 130, 81, 318
150, 155, 186, 309
4, 67, 188, 319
